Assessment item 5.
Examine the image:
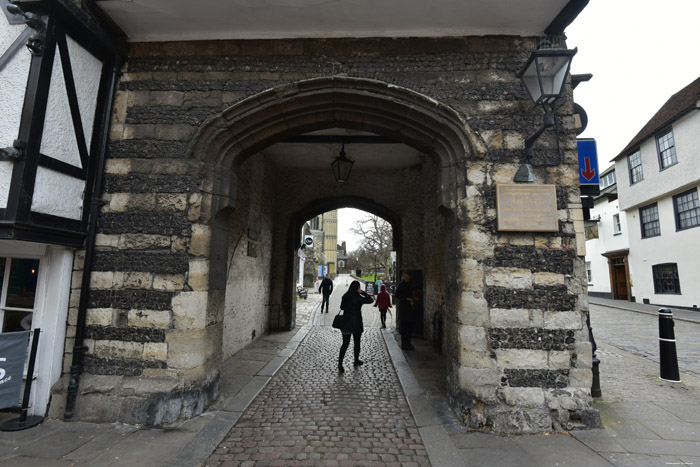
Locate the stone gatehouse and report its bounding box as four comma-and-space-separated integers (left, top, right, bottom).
43, 35, 596, 433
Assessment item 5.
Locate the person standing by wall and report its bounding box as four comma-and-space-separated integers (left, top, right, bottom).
318, 273, 334, 313
337, 280, 374, 372
373, 284, 392, 329
395, 272, 417, 350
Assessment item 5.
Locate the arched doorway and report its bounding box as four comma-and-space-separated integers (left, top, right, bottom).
188, 75, 478, 396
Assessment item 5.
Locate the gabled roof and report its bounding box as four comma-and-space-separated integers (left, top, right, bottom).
613, 76, 700, 161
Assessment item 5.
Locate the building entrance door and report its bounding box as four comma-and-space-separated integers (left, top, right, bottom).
612, 262, 628, 300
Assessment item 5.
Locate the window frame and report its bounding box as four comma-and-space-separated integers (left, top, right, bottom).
655, 127, 678, 170
652, 263, 681, 294
627, 149, 644, 184
673, 188, 700, 231
613, 213, 622, 235
585, 261, 592, 285
639, 203, 661, 238
0, 256, 42, 334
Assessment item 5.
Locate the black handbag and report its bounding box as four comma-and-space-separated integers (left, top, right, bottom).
332, 311, 344, 329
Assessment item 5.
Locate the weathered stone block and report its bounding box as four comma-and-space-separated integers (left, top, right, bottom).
166, 326, 217, 370
489, 408, 553, 434
153, 274, 186, 291
89, 271, 114, 289
118, 234, 171, 250
495, 349, 548, 369
172, 291, 208, 329
489, 308, 529, 327
86, 308, 114, 327
189, 224, 211, 256
500, 387, 545, 408
458, 350, 495, 368
187, 259, 209, 291
457, 292, 489, 326
94, 340, 143, 359
544, 311, 583, 330
143, 342, 168, 361
459, 325, 487, 351
548, 351, 572, 369
485, 267, 532, 289
114, 271, 153, 290
127, 309, 171, 329
533, 272, 565, 286
156, 193, 188, 211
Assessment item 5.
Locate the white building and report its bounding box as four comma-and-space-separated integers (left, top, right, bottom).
584, 166, 630, 299
1, 1, 119, 416
611, 76, 700, 309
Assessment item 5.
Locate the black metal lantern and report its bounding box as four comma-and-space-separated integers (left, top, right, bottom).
330, 144, 354, 183
517, 46, 577, 106
514, 39, 577, 183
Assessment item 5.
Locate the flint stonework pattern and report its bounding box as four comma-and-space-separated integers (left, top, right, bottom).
502, 369, 570, 389
83, 355, 168, 377
85, 325, 167, 343
97, 212, 191, 236
93, 251, 189, 274
484, 285, 577, 311
489, 328, 575, 351
88, 289, 174, 311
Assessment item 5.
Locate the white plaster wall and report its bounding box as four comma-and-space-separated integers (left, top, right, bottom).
625, 185, 700, 308
0, 19, 30, 149
0, 241, 72, 416
584, 196, 628, 294
1, 18, 32, 207
0, 160, 11, 208
39, 35, 102, 168
617, 110, 700, 211
222, 156, 274, 360
31, 167, 85, 220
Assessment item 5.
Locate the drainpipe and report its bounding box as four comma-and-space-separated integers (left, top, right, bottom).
64, 55, 122, 420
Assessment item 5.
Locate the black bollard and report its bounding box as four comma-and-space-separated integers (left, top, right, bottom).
585, 312, 602, 397
658, 308, 681, 382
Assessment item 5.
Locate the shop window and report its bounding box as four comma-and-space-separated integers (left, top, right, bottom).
0, 257, 40, 332
652, 263, 680, 294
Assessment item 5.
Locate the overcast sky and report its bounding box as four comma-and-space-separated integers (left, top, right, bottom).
566, 0, 700, 169
339, 1, 700, 250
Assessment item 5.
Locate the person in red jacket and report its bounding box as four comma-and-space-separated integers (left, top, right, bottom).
373, 284, 392, 329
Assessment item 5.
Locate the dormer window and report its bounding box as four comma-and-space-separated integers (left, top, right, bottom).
656, 128, 678, 170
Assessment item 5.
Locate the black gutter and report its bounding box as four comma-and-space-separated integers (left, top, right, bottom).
64, 55, 123, 420
545, 0, 589, 35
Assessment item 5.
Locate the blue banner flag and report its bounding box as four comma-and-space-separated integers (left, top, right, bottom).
0, 331, 30, 409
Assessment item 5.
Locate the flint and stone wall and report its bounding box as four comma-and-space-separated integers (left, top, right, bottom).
51, 36, 597, 433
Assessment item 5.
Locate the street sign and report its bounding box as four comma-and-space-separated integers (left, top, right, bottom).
577, 139, 600, 185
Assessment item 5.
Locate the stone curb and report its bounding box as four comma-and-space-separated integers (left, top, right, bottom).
589, 299, 700, 325
381, 328, 467, 467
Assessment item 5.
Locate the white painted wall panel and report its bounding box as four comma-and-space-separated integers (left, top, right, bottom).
617, 111, 700, 211
625, 186, 700, 308
0, 20, 30, 148
39, 36, 102, 168
584, 195, 628, 295
31, 167, 85, 219
0, 160, 11, 208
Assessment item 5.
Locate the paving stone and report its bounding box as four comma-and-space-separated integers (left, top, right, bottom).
204, 325, 428, 466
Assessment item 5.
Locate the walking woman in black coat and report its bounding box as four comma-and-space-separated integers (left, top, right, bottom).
338, 280, 374, 372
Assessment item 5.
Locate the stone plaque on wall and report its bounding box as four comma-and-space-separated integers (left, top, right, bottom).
496, 184, 558, 232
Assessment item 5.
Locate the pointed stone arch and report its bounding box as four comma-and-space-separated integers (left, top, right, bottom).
187, 76, 485, 215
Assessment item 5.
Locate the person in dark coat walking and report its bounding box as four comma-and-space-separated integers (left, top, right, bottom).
373, 283, 392, 328
337, 280, 374, 372
318, 274, 334, 313
395, 272, 418, 350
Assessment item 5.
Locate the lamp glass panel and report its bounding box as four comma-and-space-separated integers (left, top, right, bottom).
536, 55, 571, 98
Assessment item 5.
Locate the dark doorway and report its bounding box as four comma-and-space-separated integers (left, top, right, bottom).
400, 269, 424, 338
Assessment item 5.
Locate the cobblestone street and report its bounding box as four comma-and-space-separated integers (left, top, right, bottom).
589, 302, 700, 377
205, 276, 428, 466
